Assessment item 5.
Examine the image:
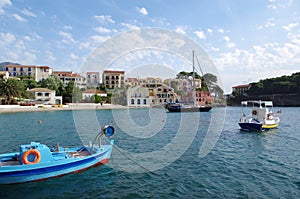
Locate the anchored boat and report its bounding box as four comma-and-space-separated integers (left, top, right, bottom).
165, 102, 212, 112
238, 100, 281, 131
0, 125, 115, 184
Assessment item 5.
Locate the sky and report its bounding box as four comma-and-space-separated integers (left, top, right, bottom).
0, 0, 300, 93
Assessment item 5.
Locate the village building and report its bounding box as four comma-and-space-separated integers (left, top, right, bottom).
53, 71, 86, 88
82, 89, 107, 99
102, 70, 125, 89
232, 84, 251, 95
3, 65, 52, 82
151, 85, 176, 105
127, 86, 150, 107
28, 88, 62, 105
86, 72, 100, 87
0, 71, 9, 81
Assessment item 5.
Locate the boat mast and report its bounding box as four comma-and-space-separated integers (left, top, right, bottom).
192, 50, 196, 106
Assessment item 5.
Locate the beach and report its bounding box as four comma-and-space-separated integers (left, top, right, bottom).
0, 103, 128, 113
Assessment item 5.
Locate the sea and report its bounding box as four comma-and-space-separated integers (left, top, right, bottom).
0, 106, 299, 199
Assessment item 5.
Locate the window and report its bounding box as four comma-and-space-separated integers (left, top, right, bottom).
131, 99, 134, 105
88, 75, 90, 78
5, 67, 8, 71
13, 67, 16, 71
28, 68, 31, 71
106, 76, 109, 80
143, 99, 147, 105
45, 93, 50, 97
20, 67, 23, 71
13, 72, 17, 76
137, 99, 141, 105
37, 93, 42, 96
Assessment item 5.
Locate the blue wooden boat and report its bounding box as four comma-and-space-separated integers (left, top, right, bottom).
0, 125, 115, 184
238, 100, 281, 131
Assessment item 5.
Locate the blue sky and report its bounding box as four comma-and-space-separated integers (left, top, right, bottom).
0, 0, 300, 93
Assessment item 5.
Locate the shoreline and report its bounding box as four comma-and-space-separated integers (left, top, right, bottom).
0, 103, 130, 113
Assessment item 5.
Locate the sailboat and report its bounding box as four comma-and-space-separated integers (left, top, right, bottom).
166, 51, 212, 112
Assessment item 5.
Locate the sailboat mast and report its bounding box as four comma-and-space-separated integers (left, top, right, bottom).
192, 50, 195, 89
192, 50, 196, 106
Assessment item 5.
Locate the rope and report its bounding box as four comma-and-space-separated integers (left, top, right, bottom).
112, 145, 157, 176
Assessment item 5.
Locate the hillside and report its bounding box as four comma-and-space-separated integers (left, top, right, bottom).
228, 72, 300, 106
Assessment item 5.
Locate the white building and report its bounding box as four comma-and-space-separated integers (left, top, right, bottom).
127, 86, 150, 107
3, 65, 52, 82
28, 88, 62, 105
82, 89, 107, 99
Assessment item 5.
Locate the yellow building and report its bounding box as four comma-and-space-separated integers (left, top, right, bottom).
102, 70, 125, 89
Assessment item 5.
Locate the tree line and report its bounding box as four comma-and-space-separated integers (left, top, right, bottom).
0, 75, 104, 105
247, 72, 300, 95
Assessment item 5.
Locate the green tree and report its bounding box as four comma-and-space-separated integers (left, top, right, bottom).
39, 75, 64, 95
62, 81, 82, 103
0, 79, 25, 104
94, 94, 102, 104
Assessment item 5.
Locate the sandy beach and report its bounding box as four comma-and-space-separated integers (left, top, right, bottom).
0, 103, 128, 113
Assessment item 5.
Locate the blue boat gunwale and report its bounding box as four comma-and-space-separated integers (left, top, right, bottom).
0, 146, 111, 177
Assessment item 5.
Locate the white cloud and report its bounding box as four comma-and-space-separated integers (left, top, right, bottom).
137, 7, 148, 15
45, 51, 56, 63
94, 26, 111, 33
59, 31, 76, 44
282, 22, 299, 31
24, 36, 31, 41
94, 15, 115, 24
12, 13, 27, 22
21, 8, 36, 17
64, 25, 72, 30
218, 29, 224, 33
194, 30, 206, 39
120, 23, 140, 30
0, 32, 16, 43
267, 0, 293, 9
224, 36, 230, 42
70, 53, 79, 60
226, 42, 236, 48
175, 26, 186, 35
0, 0, 12, 15
207, 28, 212, 34
91, 35, 110, 43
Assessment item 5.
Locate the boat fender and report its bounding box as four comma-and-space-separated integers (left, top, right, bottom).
252, 110, 257, 115
22, 149, 41, 164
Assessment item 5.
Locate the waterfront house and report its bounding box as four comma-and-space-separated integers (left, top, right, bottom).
127, 86, 150, 107
28, 88, 62, 105
151, 85, 176, 105
232, 84, 251, 95
82, 89, 107, 99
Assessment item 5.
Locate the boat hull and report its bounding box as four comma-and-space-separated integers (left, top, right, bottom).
239, 122, 278, 131
0, 145, 113, 184
167, 106, 212, 112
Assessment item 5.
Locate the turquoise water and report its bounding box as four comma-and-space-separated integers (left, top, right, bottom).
0, 107, 300, 198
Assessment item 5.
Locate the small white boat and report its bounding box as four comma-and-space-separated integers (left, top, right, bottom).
238, 100, 281, 131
